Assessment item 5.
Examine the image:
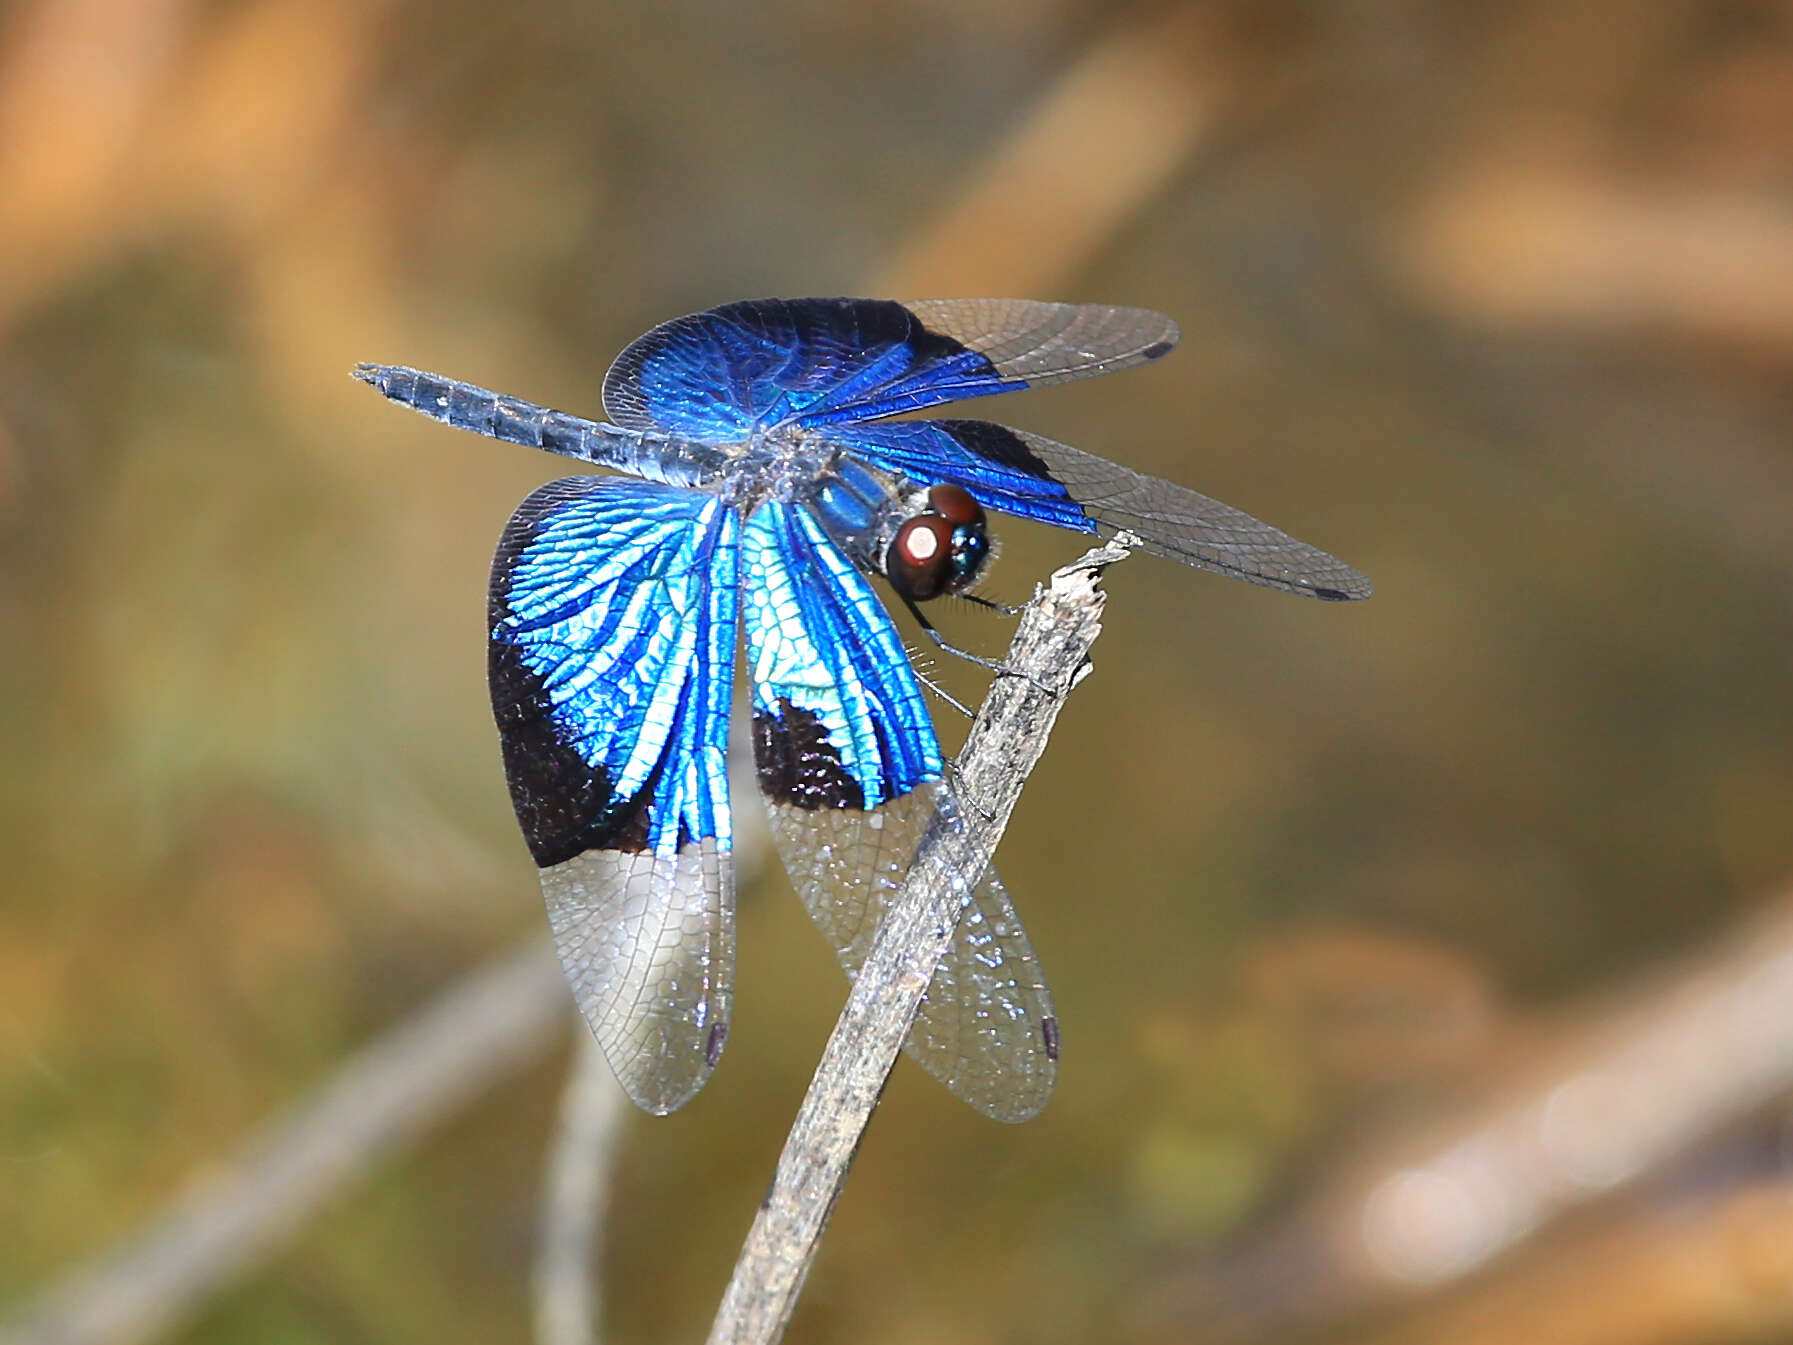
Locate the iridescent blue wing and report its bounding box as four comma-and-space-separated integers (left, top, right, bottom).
741, 500, 1059, 1121
602, 298, 1178, 440
828, 419, 1373, 601
490, 477, 738, 1114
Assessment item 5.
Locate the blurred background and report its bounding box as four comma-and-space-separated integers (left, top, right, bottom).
5, 1, 1793, 1343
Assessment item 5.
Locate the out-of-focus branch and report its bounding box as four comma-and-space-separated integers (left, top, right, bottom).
532, 1033, 627, 1345
1390, 158, 1793, 587
1382, 3, 1793, 588
0, 0, 192, 323
706, 540, 1128, 1345
875, 4, 1301, 298
1396, 165, 1793, 348
1361, 1179, 1793, 1345
1157, 885, 1793, 1337
0, 0, 393, 331
0, 940, 571, 1345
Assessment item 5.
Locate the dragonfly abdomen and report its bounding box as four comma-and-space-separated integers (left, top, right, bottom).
352, 363, 695, 480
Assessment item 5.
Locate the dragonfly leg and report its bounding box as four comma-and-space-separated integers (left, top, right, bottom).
902, 598, 1052, 694
961, 592, 1026, 618
910, 660, 976, 720
941, 762, 997, 825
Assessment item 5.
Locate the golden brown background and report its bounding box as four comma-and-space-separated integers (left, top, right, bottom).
6, 2, 1793, 1343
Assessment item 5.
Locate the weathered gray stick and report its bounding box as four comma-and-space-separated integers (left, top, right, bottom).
706, 536, 1132, 1345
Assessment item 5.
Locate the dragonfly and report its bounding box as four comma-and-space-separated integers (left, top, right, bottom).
355, 298, 1369, 1121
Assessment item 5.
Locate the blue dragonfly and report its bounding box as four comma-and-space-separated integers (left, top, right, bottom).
355, 298, 1369, 1121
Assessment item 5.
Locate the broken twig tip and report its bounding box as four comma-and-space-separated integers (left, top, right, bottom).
1046, 535, 1134, 599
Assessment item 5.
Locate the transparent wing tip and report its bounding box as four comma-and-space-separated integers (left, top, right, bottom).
1307, 569, 1374, 602
1138, 313, 1180, 361
541, 842, 736, 1119
581, 1001, 728, 1117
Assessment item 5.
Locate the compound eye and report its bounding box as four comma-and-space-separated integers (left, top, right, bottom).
927, 483, 984, 528
886, 514, 957, 601
948, 524, 991, 592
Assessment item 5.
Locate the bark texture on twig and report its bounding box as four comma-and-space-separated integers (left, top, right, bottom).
706, 538, 1130, 1345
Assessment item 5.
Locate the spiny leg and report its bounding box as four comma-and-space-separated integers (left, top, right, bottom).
909, 656, 977, 720
961, 592, 1025, 617
901, 596, 1052, 694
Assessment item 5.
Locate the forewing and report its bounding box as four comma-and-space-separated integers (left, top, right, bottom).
602, 298, 1178, 438
741, 501, 1058, 1120
901, 298, 1178, 390
831, 419, 1372, 601
490, 477, 739, 1113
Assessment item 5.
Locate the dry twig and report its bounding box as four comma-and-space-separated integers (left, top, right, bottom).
706, 538, 1129, 1345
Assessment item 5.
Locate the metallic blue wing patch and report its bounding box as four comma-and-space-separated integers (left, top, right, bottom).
491, 478, 738, 859
822, 419, 1092, 532
741, 499, 941, 811
602, 298, 1179, 440
490, 477, 739, 1113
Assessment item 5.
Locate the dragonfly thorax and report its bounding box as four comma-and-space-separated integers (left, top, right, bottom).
677, 427, 838, 510
794, 452, 993, 601
634, 429, 992, 602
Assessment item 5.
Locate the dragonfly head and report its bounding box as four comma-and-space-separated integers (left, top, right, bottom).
886, 483, 992, 602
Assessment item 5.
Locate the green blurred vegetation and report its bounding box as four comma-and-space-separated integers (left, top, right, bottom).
5, 1, 1793, 1343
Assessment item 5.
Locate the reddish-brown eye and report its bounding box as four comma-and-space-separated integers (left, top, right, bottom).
886, 515, 956, 601
927, 483, 984, 528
